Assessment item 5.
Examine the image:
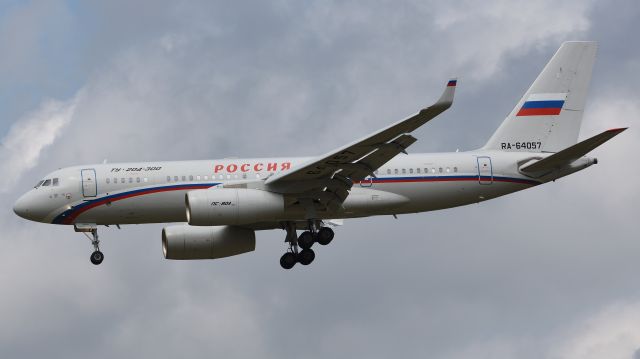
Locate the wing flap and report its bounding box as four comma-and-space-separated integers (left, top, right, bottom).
349, 134, 417, 182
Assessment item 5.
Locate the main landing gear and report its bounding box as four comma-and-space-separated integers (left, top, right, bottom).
75, 224, 104, 265
279, 221, 335, 270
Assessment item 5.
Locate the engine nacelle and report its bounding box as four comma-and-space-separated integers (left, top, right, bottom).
186, 188, 284, 226
162, 224, 255, 260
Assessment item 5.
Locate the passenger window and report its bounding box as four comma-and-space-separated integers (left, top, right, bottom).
166, 176, 171, 182
431, 168, 436, 173
129, 178, 133, 183
424, 168, 428, 174
52, 178, 59, 186
136, 177, 141, 183
446, 167, 450, 173
121, 178, 125, 184
256, 173, 261, 179
394, 169, 398, 174
416, 168, 421, 174
454, 167, 458, 173
218, 174, 223, 179
106, 178, 110, 184
113, 177, 117, 184
402, 169, 406, 174
226, 174, 231, 179
387, 169, 391, 175
174, 176, 179, 182
196, 175, 201, 180
204, 175, 208, 180
143, 178, 148, 183
409, 168, 413, 174
234, 174, 238, 179
42, 179, 51, 186
242, 173, 247, 179
439, 167, 443, 173
181, 176, 186, 181
189, 175, 193, 181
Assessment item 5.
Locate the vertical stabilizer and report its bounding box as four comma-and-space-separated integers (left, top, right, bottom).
484, 41, 597, 152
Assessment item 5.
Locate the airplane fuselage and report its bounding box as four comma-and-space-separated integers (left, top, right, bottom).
13, 150, 588, 228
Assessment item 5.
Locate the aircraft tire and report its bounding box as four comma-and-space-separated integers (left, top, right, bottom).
280, 252, 297, 269
298, 249, 315, 266
316, 227, 334, 245
298, 231, 315, 250
90, 251, 104, 265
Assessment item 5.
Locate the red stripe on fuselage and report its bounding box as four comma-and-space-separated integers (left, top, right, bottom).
60, 177, 538, 224
60, 185, 212, 224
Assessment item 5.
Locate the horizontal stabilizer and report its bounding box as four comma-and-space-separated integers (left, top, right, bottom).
520, 128, 627, 174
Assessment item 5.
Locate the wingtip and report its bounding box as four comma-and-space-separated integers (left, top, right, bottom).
606, 127, 628, 133
435, 78, 457, 107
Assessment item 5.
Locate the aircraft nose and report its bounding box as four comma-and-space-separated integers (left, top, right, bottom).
13, 194, 32, 220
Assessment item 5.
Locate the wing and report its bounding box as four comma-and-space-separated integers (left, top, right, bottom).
266, 79, 457, 211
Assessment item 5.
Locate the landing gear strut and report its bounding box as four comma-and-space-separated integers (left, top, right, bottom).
86, 228, 104, 265
75, 224, 104, 265
279, 221, 334, 269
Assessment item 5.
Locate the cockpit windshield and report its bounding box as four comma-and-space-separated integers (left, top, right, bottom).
34, 178, 59, 189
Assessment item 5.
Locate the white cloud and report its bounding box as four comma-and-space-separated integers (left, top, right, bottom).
549, 301, 640, 359
0, 96, 76, 192
432, 0, 592, 81
576, 97, 639, 212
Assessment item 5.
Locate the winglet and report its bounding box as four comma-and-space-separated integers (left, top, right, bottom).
436, 77, 457, 107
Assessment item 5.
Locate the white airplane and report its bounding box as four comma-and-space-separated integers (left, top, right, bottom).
13, 41, 626, 269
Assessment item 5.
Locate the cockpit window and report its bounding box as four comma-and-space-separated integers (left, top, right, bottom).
52, 178, 59, 186
34, 180, 45, 188
42, 179, 52, 186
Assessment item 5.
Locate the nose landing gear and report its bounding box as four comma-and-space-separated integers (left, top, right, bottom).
75, 224, 104, 265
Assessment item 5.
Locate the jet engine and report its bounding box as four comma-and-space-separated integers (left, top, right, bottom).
185, 188, 284, 226
162, 224, 255, 260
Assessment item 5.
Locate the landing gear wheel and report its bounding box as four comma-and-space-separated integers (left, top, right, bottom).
298, 231, 315, 250
280, 252, 297, 269
298, 248, 315, 265
316, 227, 334, 245
90, 251, 104, 265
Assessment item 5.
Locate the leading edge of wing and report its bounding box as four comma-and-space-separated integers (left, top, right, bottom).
265, 78, 458, 185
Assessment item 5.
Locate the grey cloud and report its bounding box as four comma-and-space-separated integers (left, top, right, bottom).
1, 1, 639, 359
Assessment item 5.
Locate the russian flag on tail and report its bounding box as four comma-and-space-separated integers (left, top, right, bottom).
516, 93, 567, 116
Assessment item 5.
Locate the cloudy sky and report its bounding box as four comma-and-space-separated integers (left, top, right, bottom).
1, 1, 639, 358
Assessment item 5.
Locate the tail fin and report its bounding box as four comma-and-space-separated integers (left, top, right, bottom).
484, 41, 598, 152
